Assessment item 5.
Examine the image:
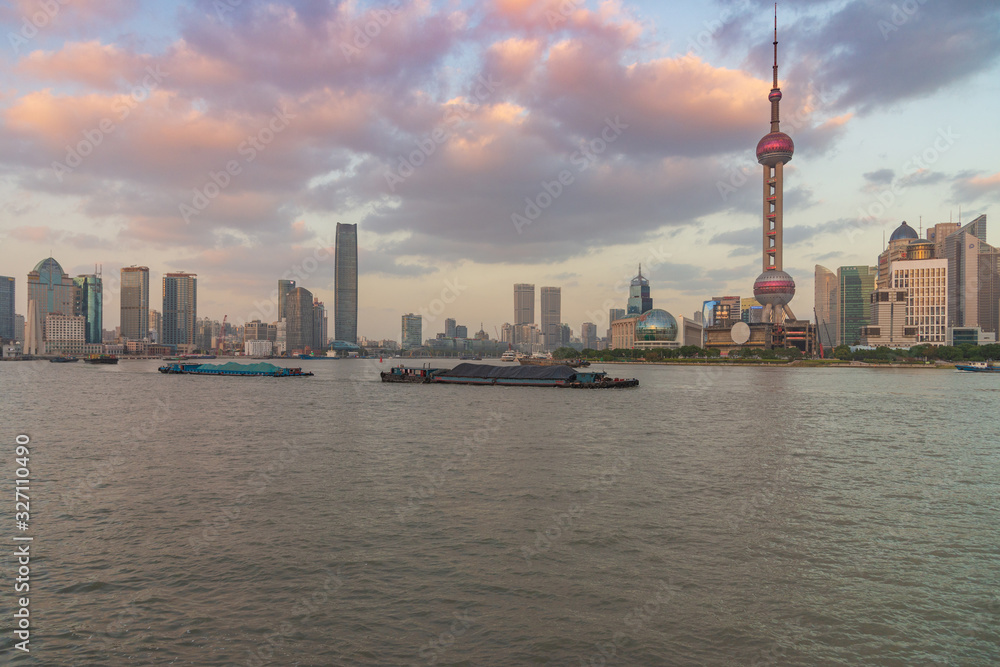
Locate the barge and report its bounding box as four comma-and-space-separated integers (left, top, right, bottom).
955, 361, 999, 373
381, 363, 637, 388
49, 356, 79, 363
158, 361, 313, 377
84, 354, 118, 364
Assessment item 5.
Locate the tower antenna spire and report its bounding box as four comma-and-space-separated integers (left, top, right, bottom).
773, 3, 779, 89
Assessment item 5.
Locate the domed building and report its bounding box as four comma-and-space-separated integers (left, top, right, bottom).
889, 220, 919, 243
612, 307, 682, 350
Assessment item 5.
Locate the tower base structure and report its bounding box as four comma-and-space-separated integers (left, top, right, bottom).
703, 320, 817, 357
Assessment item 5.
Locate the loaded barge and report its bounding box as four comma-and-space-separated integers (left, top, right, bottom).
381, 363, 637, 388
158, 362, 313, 377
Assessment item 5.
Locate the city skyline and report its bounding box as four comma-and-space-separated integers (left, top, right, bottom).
0, 2, 998, 340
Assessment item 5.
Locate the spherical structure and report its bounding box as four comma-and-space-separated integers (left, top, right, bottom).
889, 220, 919, 243
756, 131, 794, 166
753, 269, 796, 307
768, 89, 782, 102
635, 308, 678, 342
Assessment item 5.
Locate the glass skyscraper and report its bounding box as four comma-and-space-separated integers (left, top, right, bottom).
121, 266, 149, 340
540, 286, 561, 349
814, 265, 838, 347
163, 272, 197, 346
27, 257, 76, 326
837, 266, 876, 346
401, 313, 422, 349
335, 223, 358, 343
73, 274, 103, 344
285, 287, 315, 352
0, 276, 14, 341
277, 279, 296, 322
626, 267, 652, 316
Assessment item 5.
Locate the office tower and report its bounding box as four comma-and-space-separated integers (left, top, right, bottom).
501, 322, 514, 344
752, 12, 797, 324
27, 257, 76, 336
944, 228, 980, 328
626, 267, 652, 316
284, 287, 315, 352
514, 284, 535, 325
893, 259, 948, 344
710, 296, 741, 325
0, 276, 13, 341
44, 313, 85, 354
582, 322, 598, 350
540, 286, 561, 348
445, 318, 457, 338
402, 313, 422, 349
980, 245, 1000, 336
741, 297, 763, 323
149, 309, 162, 342
121, 266, 149, 341
14, 314, 24, 341
73, 273, 103, 344
277, 279, 296, 322
607, 308, 626, 343
162, 272, 197, 346
313, 298, 327, 350
455, 324, 468, 339
837, 266, 876, 346
335, 222, 358, 343
814, 265, 839, 347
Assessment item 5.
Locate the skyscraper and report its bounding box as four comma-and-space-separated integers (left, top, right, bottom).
837, 266, 876, 346
335, 222, 358, 343
814, 265, 838, 347
149, 309, 162, 343
27, 257, 76, 337
285, 287, 315, 352
752, 12, 797, 325
581, 322, 598, 350
121, 266, 149, 341
626, 267, 652, 316
401, 313, 422, 349
445, 318, 457, 338
313, 297, 327, 350
0, 276, 13, 341
540, 286, 561, 348
162, 272, 197, 346
73, 273, 103, 344
514, 283, 534, 324
277, 279, 296, 323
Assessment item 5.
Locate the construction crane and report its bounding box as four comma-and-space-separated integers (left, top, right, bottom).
218, 315, 227, 356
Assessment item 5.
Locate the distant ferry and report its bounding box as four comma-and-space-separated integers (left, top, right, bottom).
500, 350, 517, 362
518, 357, 590, 368
84, 354, 118, 365
955, 361, 1000, 373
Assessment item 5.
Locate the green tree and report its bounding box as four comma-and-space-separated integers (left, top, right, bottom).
833, 345, 852, 360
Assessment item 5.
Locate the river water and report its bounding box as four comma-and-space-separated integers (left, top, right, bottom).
1, 359, 998, 665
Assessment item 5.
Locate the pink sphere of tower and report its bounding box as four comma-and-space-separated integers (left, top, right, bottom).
753, 269, 796, 307
756, 131, 794, 166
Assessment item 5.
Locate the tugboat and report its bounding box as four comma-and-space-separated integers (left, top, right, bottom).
84, 354, 118, 364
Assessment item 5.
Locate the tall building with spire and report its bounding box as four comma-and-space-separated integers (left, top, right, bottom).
626, 266, 652, 316
752, 9, 796, 325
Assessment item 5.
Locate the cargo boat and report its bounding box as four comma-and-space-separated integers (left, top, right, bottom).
84, 354, 118, 364
382, 363, 637, 388
158, 362, 313, 377
49, 356, 79, 363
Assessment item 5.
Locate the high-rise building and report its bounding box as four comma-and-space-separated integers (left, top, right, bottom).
335, 222, 358, 343
892, 258, 948, 344
581, 322, 598, 350
0, 276, 14, 341
455, 324, 468, 339
44, 313, 86, 354
752, 13, 797, 325
607, 308, 626, 344
626, 268, 652, 316
27, 258, 76, 337
514, 284, 534, 325
162, 272, 197, 346
313, 298, 327, 350
814, 265, 838, 347
444, 318, 457, 338
500, 322, 514, 344
149, 309, 162, 342
402, 313, 422, 349
14, 314, 24, 342
979, 244, 1000, 336
277, 279, 296, 323
837, 266, 876, 346
121, 266, 149, 341
540, 286, 561, 348
73, 274, 103, 344
285, 287, 315, 352
944, 228, 980, 328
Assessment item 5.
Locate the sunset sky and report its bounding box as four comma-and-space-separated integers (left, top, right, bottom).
2, 0, 998, 340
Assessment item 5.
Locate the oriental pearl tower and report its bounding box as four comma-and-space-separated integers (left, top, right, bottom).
753, 7, 796, 325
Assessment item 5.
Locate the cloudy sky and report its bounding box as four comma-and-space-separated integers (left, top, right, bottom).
1, 0, 998, 340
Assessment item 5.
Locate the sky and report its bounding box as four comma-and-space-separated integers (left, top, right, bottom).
1, 0, 999, 341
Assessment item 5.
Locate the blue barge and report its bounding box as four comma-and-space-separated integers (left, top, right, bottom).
158, 362, 313, 377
